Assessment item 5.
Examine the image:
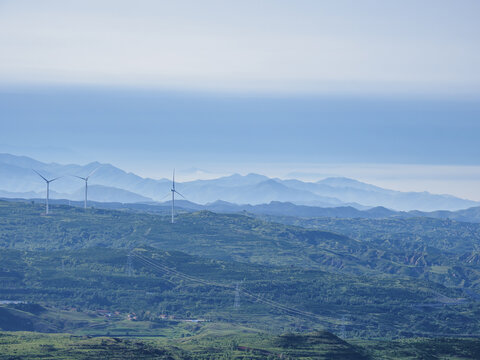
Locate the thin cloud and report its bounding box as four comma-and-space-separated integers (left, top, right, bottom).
0, 0, 479, 95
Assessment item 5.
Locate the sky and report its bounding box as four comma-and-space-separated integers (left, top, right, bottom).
0, 0, 480, 199
1, 0, 479, 94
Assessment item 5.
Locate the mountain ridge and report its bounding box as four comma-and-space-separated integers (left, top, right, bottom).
0, 152, 478, 211
4, 196, 480, 224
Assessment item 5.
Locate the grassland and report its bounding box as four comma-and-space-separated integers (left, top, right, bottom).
1, 330, 480, 359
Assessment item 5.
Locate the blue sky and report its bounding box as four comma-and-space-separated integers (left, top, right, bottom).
0, 1, 479, 199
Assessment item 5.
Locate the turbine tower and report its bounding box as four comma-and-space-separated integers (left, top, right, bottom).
33, 170, 61, 215
170, 169, 185, 223
74, 167, 100, 209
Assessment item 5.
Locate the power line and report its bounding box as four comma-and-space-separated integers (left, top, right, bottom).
132, 253, 231, 288
130, 251, 479, 339
131, 251, 329, 324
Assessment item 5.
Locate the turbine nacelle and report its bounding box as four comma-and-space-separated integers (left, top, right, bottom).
173, 189, 185, 199
33, 169, 61, 184
72, 166, 101, 210
33, 169, 61, 215
168, 169, 187, 224
73, 166, 100, 183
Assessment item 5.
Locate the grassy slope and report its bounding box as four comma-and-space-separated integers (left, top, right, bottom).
0, 247, 478, 338
1, 200, 480, 355
1, 330, 480, 359
0, 332, 183, 360
3, 200, 480, 290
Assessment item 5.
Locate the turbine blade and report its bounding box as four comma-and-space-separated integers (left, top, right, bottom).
73, 175, 87, 180
33, 169, 48, 182
174, 190, 186, 200
172, 169, 175, 189
159, 192, 171, 201
49, 176, 62, 183
86, 166, 101, 180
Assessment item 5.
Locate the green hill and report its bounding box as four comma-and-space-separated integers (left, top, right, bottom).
0, 246, 477, 338
1, 199, 480, 357
3, 200, 480, 291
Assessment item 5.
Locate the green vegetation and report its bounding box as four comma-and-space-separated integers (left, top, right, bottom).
3, 201, 480, 292
2, 246, 473, 338
0, 332, 183, 359
256, 213, 480, 289
1, 200, 480, 358
354, 337, 480, 360
258, 215, 480, 254
1, 330, 480, 359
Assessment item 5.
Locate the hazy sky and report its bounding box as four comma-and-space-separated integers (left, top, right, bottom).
1, 0, 479, 95
1, 1, 480, 199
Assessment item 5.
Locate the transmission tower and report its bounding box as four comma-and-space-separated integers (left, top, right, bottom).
126, 253, 134, 276
340, 315, 347, 339
233, 282, 241, 309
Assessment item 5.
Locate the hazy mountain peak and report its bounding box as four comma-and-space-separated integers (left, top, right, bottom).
319, 177, 368, 186
1, 153, 479, 211
223, 173, 268, 180
199, 172, 269, 188
85, 161, 102, 167
206, 200, 234, 206
317, 177, 383, 191
245, 172, 268, 178
0, 153, 45, 168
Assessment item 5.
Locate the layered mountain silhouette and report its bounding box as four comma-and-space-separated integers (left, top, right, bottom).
0, 153, 479, 212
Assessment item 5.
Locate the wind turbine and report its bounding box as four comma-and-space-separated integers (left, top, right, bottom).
170, 169, 186, 223
33, 170, 61, 215
73, 167, 100, 209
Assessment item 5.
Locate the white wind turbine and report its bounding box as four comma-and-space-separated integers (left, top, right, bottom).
33, 170, 61, 215
73, 167, 100, 209
170, 169, 186, 223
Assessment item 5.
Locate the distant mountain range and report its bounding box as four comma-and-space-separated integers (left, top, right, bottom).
7, 197, 480, 224
196, 200, 480, 223
0, 152, 479, 212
